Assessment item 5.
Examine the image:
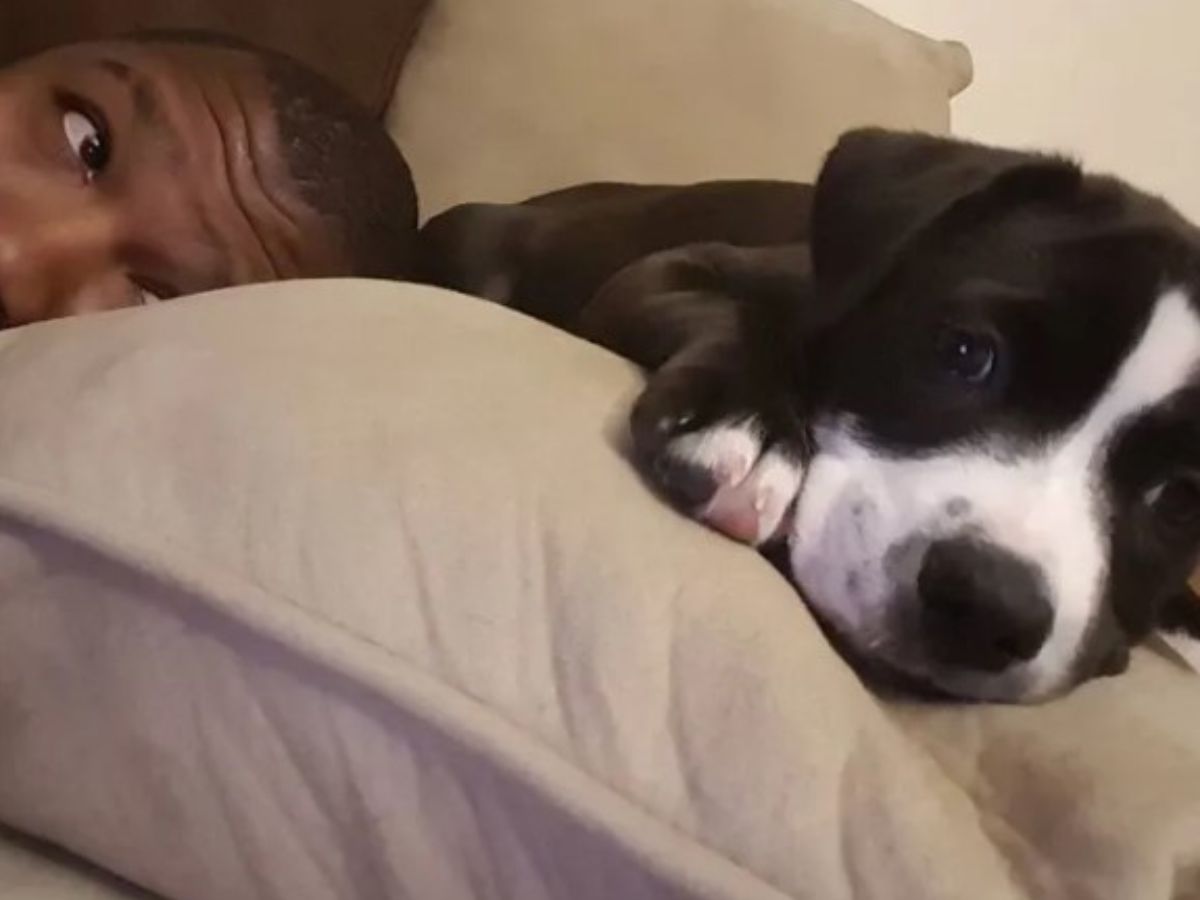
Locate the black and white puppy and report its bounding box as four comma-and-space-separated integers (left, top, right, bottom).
420, 129, 1200, 703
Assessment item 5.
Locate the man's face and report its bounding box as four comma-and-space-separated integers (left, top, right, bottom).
0, 39, 347, 326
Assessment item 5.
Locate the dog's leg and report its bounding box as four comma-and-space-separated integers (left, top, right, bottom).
577, 242, 812, 546
418, 203, 541, 304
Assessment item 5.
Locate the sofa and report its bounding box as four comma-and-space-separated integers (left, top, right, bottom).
0, 2, 1198, 899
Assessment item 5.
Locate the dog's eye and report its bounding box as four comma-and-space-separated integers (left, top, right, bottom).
1145, 476, 1200, 530
936, 327, 998, 385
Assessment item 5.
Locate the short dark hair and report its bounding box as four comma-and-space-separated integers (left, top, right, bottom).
130, 29, 419, 280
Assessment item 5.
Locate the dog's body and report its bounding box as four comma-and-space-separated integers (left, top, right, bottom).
419, 179, 814, 327
420, 129, 1200, 703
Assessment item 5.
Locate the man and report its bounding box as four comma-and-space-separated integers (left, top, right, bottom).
0, 30, 418, 326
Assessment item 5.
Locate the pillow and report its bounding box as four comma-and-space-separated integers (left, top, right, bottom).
387, 0, 974, 216
0, 826, 150, 899
0, 281, 1196, 900
0, 0, 430, 114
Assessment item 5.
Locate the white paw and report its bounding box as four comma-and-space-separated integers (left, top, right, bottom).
667, 417, 764, 485
666, 418, 804, 546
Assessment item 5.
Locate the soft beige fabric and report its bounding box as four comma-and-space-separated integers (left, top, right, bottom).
0, 281, 1196, 900
0, 829, 150, 898
386, 0, 973, 217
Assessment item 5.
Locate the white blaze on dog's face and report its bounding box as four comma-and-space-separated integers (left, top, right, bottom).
792, 290, 1200, 701
785, 130, 1200, 702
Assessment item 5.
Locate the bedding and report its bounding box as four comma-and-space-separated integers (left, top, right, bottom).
0, 826, 152, 899
0, 280, 1196, 899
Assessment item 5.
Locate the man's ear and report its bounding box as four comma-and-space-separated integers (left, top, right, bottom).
810, 128, 1082, 316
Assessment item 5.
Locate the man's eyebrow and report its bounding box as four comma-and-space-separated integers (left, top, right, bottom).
95, 58, 161, 125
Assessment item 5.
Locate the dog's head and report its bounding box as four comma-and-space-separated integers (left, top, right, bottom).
790, 128, 1200, 702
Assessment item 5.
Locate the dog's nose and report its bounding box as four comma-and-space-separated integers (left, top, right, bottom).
917, 537, 1053, 673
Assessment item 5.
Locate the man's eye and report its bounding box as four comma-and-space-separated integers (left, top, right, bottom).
62, 108, 111, 177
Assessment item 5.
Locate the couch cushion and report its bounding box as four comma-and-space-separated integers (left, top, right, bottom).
0, 281, 1196, 900
387, 0, 973, 217
0, 0, 430, 114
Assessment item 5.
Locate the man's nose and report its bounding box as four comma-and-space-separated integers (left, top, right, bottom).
0, 188, 132, 325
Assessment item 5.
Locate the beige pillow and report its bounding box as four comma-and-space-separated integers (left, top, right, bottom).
387, 0, 973, 216
0, 282, 1196, 900
0, 827, 150, 899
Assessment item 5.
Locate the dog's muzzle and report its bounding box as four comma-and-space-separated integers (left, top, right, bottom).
916, 537, 1053, 673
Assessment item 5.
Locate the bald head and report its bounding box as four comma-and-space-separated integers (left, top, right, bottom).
0, 33, 418, 326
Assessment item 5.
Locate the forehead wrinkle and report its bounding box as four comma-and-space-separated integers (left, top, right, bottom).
193, 83, 280, 280
226, 88, 314, 275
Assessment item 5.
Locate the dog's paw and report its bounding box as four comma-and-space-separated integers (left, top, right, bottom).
636, 415, 804, 546
627, 350, 807, 546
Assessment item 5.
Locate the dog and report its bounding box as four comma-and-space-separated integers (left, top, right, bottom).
419, 128, 1200, 703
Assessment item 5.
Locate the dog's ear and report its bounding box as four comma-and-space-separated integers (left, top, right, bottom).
810, 128, 1082, 315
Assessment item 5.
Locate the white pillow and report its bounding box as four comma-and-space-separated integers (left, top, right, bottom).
0, 282, 1196, 900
